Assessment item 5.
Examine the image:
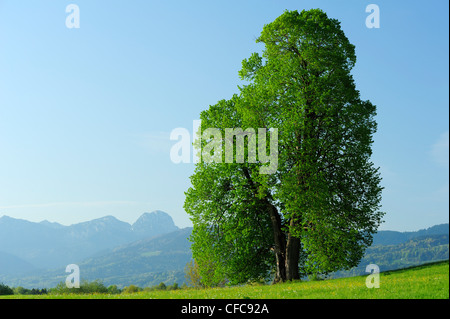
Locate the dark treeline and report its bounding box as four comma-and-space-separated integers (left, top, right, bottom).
0, 279, 184, 296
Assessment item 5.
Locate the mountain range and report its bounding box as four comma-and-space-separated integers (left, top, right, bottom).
0, 210, 178, 270
372, 223, 449, 246
0, 210, 448, 289
331, 226, 449, 279
2, 227, 193, 289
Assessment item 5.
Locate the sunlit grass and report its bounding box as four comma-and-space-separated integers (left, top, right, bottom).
2, 261, 448, 299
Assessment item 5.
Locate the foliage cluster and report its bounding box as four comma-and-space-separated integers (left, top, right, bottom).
185, 8, 384, 286
0, 283, 14, 295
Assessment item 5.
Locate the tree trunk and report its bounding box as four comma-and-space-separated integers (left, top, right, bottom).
285, 228, 301, 280
267, 203, 287, 283
241, 167, 290, 283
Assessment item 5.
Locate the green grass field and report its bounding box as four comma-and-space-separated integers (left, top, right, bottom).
2, 261, 448, 299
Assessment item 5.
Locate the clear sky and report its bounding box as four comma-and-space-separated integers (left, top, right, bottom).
0, 0, 448, 231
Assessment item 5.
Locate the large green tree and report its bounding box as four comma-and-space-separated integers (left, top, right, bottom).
184, 9, 384, 285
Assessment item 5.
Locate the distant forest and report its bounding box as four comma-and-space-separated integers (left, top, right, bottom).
331, 233, 449, 278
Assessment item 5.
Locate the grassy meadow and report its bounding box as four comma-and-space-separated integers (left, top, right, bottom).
1, 261, 448, 299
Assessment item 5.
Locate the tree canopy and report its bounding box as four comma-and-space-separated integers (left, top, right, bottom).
185, 9, 384, 285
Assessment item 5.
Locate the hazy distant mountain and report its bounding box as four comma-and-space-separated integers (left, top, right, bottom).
331, 233, 449, 278
75, 227, 192, 288
372, 224, 449, 246
0, 211, 179, 270
131, 210, 178, 238
0, 251, 36, 276
328, 224, 449, 278
4, 223, 448, 289
0, 216, 447, 289
2, 227, 192, 289
39, 220, 65, 229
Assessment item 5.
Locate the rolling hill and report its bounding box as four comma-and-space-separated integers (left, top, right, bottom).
0, 211, 447, 289
0, 210, 178, 270
1, 227, 192, 289
372, 224, 449, 246
331, 233, 449, 278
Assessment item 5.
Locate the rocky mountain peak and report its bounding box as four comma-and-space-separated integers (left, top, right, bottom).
132, 210, 178, 237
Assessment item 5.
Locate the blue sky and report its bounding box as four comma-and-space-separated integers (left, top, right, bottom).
0, 0, 448, 231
